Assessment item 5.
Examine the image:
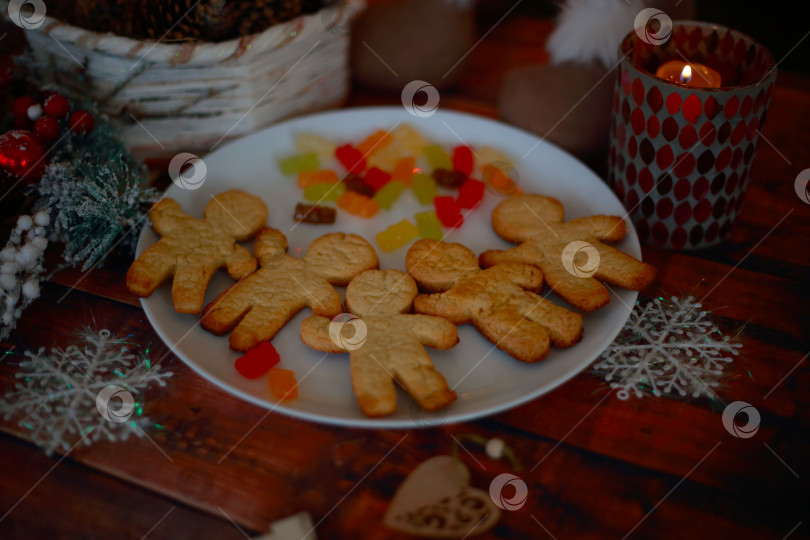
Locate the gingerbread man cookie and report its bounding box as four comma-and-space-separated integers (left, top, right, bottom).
126, 189, 268, 314
407, 239, 582, 363
479, 194, 656, 312
202, 227, 378, 352
300, 269, 458, 417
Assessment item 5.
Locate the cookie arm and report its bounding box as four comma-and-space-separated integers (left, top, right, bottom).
479, 241, 544, 269
201, 282, 253, 336
225, 244, 257, 280
539, 248, 611, 312
564, 215, 627, 243
589, 240, 656, 291
301, 278, 343, 318
413, 293, 471, 325
300, 315, 346, 353
402, 314, 458, 350
485, 263, 543, 292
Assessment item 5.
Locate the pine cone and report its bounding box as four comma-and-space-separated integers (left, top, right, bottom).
49, 0, 132, 35
130, 0, 308, 42
52, 0, 329, 42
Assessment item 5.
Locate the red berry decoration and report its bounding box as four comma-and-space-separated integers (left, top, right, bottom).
12, 96, 37, 123
43, 93, 70, 118
34, 116, 61, 143
0, 130, 46, 182
69, 110, 95, 135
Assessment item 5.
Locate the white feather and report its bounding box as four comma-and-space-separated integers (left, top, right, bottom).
547, 0, 647, 69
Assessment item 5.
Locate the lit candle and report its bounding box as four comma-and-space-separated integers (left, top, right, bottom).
655, 60, 722, 88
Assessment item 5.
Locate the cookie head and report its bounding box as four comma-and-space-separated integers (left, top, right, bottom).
406, 239, 480, 293
304, 233, 379, 286
345, 269, 418, 317
203, 190, 268, 241
490, 194, 565, 243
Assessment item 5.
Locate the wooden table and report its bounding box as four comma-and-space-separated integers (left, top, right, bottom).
2, 13, 808, 540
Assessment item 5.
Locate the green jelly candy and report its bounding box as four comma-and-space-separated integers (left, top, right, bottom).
304, 182, 344, 202
415, 211, 443, 240
424, 145, 452, 170
411, 173, 438, 205
376, 219, 419, 252
373, 180, 406, 210
279, 152, 319, 176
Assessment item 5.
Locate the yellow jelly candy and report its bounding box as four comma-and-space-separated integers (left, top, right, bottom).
376, 219, 419, 252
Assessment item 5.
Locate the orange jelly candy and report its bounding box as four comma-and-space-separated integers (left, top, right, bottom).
482, 164, 521, 195
337, 191, 380, 218
268, 368, 298, 401
391, 156, 416, 185
357, 130, 393, 157
298, 169, 339, 189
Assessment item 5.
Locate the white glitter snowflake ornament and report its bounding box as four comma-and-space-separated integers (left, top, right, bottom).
593, 296, 741, 400
0, 329, 172, 455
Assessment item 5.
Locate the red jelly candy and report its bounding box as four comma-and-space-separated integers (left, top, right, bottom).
235, 341, 281, 379
434, 196, 464, 228
452, 146, 474, 176
336, 144, 366, 174
363, 167, 392, 190
457, 178, 485, 209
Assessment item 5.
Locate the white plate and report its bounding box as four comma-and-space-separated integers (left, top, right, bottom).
137, 107, 640, 428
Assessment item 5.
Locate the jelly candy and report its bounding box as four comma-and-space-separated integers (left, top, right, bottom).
298, 169, 339, 189
357, 130, 393, 156
345, 173, 376, 197
376, 219, 419, 252
364, 167, 392, 191
294, 203, 336, 224
475, 145, 512, 174
337, 191, 380, 218
367, 144, 403, 171
268, 368, 298, 401
457, 178, 485, 209
482, 163, 519, 195
336, 144, 366, 174
295, 132, 336, 161
235, 341, 281, 379
432, 168, 466, 188
279, 152, 319, 176
415, 211, 443, 240
434, 196, 463, 228
392, 124, 428, 156
391, 156, 416, 185
424, 145, 452, 170
452, 146, 474, 176
304, 181, 345, 202
411, 173, 438, 205
373, 180, 406, 210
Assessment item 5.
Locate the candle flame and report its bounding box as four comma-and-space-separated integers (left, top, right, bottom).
680, 65, 692, 84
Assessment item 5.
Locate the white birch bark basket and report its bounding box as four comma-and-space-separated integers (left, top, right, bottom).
9, 0, 365, 157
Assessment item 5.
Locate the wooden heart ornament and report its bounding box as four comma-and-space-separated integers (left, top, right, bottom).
383, 456, 500, 537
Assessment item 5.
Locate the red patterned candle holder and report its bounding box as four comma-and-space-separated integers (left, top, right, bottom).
608, 21, 776, 249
